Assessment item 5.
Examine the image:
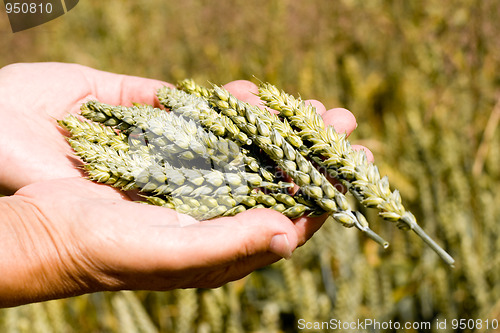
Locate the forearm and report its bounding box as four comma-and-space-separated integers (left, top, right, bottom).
0, 195, 92, 307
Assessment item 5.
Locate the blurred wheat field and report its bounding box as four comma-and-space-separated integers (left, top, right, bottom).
1, 0, 500, 332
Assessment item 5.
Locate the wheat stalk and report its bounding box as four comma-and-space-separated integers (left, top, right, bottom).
258, 82, 454, 265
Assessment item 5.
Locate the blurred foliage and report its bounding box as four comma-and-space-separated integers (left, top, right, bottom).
1, 0, 500, 332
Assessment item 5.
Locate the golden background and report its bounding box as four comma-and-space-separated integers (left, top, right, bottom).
1, 1, 499, 332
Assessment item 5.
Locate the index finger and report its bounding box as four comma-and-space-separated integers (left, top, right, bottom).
80, 65, 174, 108
223, 80, 265, 107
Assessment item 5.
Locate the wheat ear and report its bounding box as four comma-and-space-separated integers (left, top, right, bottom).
258, 82, 454, 265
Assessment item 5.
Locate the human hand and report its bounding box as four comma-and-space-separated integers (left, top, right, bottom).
0, 63, 372, 307
2, 177, 303, 306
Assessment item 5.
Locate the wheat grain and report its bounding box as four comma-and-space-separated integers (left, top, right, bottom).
59, 115, 129, 151
177, 78, 212, 98
157, 86, 250, 145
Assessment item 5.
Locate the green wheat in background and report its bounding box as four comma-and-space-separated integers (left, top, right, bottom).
1, 0, 499, 332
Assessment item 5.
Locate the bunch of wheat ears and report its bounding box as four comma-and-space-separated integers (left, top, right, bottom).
58, 79, 454, 266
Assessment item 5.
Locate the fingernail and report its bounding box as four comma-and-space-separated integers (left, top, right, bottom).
269, 234, 293, 259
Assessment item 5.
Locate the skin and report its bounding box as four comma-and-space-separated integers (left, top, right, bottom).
0, 63, 373, 308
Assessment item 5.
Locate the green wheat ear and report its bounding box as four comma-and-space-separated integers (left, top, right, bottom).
58, 78, 454, 266
258, 82, 454, 266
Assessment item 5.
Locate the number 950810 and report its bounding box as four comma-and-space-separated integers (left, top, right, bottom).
6, 2, 53, 14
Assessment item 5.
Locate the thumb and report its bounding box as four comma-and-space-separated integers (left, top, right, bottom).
141, 208, 300, 269
203, 208, 299, 261
91, 206, 301, 289
143, 208, 300, 276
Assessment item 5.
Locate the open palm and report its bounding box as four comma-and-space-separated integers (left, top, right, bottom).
0, 63, 370, 306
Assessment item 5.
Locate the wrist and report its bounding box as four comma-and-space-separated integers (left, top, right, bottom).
0, 195, 97, 307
